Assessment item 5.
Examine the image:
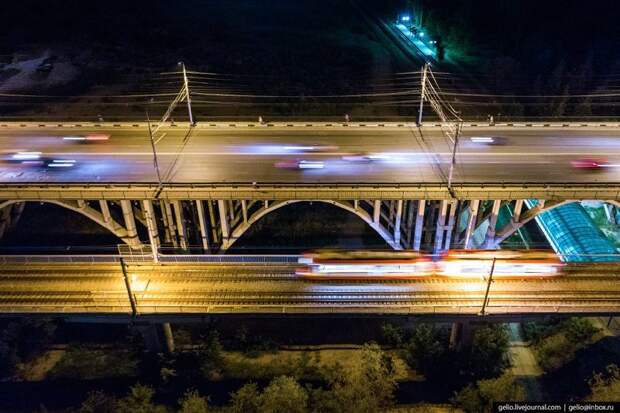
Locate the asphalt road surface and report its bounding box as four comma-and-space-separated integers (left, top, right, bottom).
1, 125, 620, 184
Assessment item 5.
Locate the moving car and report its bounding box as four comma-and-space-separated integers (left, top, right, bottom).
274, 159, 324, 169
62, 134, 110, 142
570, 157, 607, 170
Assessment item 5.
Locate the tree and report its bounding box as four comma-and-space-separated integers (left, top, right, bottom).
179, 389, 209, 413
563, 318, 599, 344
588, 364, 620, 402
198, 330, 224, 378
381, 323, 405, 348
404, 324, 445, 377
453, 374, 525, 413
116, 384, 166, 413
469, 325, 509, 378
320, 343, 398, 413
229, 382, 261, 413
259, 376, 308, 413
78, 391, 117, 413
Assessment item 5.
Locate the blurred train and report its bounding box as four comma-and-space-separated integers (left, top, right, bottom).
296, 249, 563, 279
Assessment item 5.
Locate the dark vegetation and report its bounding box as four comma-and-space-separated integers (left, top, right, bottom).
0, 317, 617, 411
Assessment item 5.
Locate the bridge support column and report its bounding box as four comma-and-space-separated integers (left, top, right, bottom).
484, 200, 502, 248
135, 323, 174, 353
434, 200, 448, 253
142, 200, 160, 260
162, 201, 178, 247
0, 206, 12, 238
218, 200, 231, 243
120, 200, 140, 247
413, 200, 425, 251
404, 201, 415, 247
195, 200, 211, 252
449, 321, 473, 351
241, 200, 248, 223
207, 201, 219, 245
99, 200, 111, 223
443, 201, 457, 250
393, 200, 403, 246
162, 322, 175, 353
373, 200, 381, 223
173, 201, 188, 250
513, 200, 524, 222
464, 200, 480, 249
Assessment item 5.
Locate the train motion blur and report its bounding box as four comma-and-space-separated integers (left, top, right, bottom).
296, 249, 563, 279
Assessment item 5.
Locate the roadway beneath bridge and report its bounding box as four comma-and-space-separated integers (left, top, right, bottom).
2, 123, 620, 186
0, 261, 619, 317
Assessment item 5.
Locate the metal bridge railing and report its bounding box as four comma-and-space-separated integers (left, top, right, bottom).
0, 254, 302, 265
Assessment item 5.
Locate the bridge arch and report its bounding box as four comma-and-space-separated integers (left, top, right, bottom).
221, 200, 401, 251
0, 200, 140, 248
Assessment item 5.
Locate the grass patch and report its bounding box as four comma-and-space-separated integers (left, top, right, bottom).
48, 346, 138, 379
528, 318, 603, 372
221, 348, 413, 381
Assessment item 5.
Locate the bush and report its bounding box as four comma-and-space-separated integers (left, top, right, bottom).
381, 323, 405, 347
0, 318, 57, 377
78, 390, 117, 413
116, 383, 167, 413
536, 334, 573, 372
563, 318, 599, 344
533, 318, 601, 372
178, 389, 210, 413
469, 325, 509, 379
588, 364, 620, 402
453, 374, 525, 413
521, 319, 561, 344
229, 382, 261, 413
404, 324, 446, 377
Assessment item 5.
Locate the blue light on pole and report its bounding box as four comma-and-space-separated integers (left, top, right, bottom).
419, 32, 425, 37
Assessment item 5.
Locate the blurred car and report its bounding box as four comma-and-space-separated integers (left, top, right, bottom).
62, 133, 110, 142
342, 152, 376, 162
469, 136, 507, 145
570, 157, 607, 170
0, 151, 42, 164
283, 144, 338, 153
274, 159, 325, 170
0, 151, 76, 169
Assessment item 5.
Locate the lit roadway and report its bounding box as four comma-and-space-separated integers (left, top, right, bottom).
2, 123, 620, 185
1, 261, 619, 317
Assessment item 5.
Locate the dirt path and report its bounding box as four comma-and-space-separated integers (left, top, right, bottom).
507, 323, 543, 401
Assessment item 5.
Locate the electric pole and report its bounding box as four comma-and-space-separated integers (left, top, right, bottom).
146, 107, 163, 188
179, 61, 194, 126
479, 257, 496, 316
417, 62, 429, 126
447, 121, 462, 193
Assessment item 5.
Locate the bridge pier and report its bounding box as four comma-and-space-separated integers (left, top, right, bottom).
142, 200, 160, 260
195, 200, 212, 253
135, 322, 175, 353
449, 321, 473, 351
